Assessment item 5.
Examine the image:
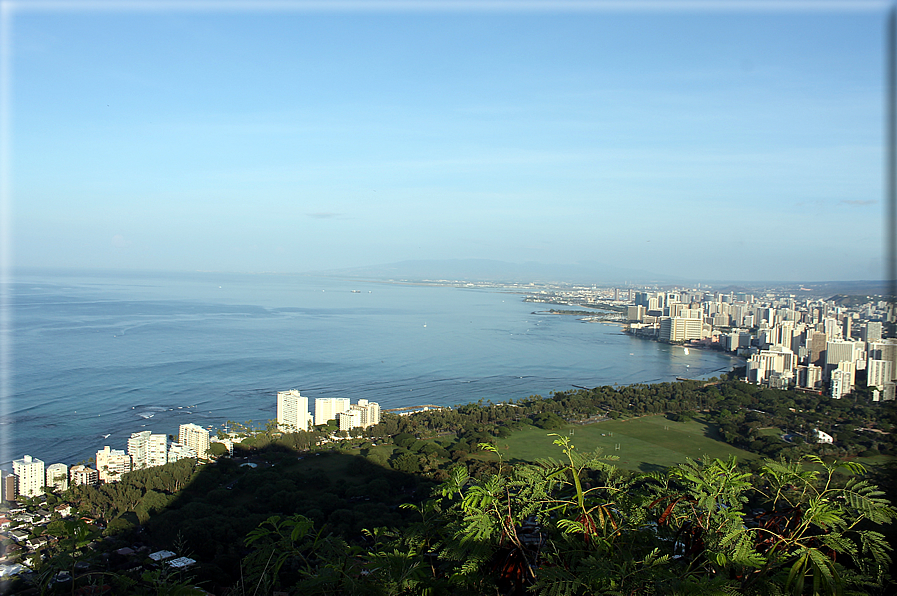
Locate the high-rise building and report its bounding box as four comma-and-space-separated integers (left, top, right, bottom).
658, 317, 703, 343
12, 455, 45, 497
669, 303, 686, 318
869, 340, 897, 382
1, 472, 17, 501
774, 322, 795, 349
278, 390, 311, 432
722, 331, 742, 352
868, 359, 893, 391
807, 331, 827, 365
352, 399, 380, 428
337, 399, 381, 432
823, 318, 842, 340
314, 397, 351, 426
627, 305, 646, 323
863, 321, 883, 343
711, 313, 730, 327
747, 346, 796, 386
797, 364, 823, 389
45, 463, 69, 492
128, 431, 168, 469
179, 423, 211, 459
831, 366, 854, 399
167, 442, 196, 462
96, 446, 131, 483
825, 340, 861, 372
338, 409, 362, 432
69, 465, 98, 486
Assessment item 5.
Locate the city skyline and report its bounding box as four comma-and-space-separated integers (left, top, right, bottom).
3, 2, 889, 281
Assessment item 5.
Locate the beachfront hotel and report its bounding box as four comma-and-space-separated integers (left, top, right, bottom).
178, 423, 211, 460
277, 389, 312, 432
314, 397, 350, 426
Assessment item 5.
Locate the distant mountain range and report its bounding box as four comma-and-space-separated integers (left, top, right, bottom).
312, 259, 683, 285
309, 259, 892, 295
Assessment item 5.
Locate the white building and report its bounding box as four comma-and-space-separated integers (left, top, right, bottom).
168, 442, 196, 462
277, 390, 311, 432
811, 429, 834, 444
45, 463, 68, 492
863, 321, 882, 343
337, 399, 381, 432
830, 363, 855, 400
352, 399, 380, 428
96, 446, 131, 483
747, 346, 796, 386
797, 364, 823, 390
69, 465, 98, 486
872, 383, 896, 402
12, 455, 45, 498
179, 423, 211, 459
211, 437, 235, 455
128, 431, 168, 469
338, 409, 362, 432
867, 359, 893, 391
314, 397, 351, 426
658, 317, 704, 343
868, 340, 897, 382
825, 340, 862, 374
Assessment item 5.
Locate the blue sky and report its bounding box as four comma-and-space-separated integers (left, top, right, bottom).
6, 3, 889, 281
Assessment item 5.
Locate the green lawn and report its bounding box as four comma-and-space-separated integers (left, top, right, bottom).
494, 415, 759, 472
757, 427, 784, 438
852, 454, 896, 466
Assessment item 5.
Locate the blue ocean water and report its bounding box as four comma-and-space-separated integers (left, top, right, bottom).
5, 269, 741, 466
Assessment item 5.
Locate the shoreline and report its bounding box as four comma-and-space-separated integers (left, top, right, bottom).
6, 276, 741, 471
5, 365, 744, 471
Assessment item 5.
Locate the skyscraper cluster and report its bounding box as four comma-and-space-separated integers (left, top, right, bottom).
625, 288, 895, 400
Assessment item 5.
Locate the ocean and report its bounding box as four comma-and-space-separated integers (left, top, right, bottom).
5, 269, 741, 466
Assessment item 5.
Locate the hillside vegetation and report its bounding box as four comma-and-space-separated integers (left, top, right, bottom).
10, 377, 897, 595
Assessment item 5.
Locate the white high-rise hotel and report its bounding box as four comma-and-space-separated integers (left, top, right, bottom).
179, 423, 211, 459
314, 397, 350, 426
277, 390, 311, 432
46, 463, 69, 492
96, 446, 132, 483
128, 431, 168, 469
338, 399, 381, 432
13, 455, 45, 497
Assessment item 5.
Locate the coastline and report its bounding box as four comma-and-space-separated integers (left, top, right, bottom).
7, 271, 744, 469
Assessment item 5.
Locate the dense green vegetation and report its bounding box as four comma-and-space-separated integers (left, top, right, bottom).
11, 376, 897, 595
232, 443, 895, 596
369, 377, 897, 466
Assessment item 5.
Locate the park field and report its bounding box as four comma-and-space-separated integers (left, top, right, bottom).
492, 415, 759, 472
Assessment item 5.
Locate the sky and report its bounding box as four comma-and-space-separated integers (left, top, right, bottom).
4, 1, 890, 281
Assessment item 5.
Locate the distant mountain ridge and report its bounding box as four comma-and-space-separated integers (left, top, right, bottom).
311, 259, 681, 285
309, 260, 891, 294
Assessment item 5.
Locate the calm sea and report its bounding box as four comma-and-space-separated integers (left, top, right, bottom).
5, 269, 740, 466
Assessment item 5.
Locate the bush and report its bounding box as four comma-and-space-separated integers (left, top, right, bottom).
393, 433, 415, 449
531, 412, 565, 430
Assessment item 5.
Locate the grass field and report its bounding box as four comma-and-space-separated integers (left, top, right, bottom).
757, 427, 784, 438
493, 415, 759, 472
